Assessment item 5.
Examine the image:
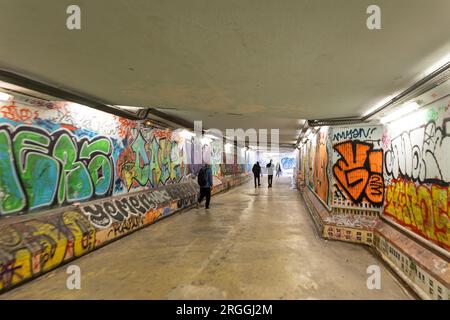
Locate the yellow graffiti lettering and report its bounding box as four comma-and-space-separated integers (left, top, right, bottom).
385, 180, 449, 250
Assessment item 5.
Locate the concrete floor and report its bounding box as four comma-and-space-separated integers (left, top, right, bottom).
1, 177, 413, 300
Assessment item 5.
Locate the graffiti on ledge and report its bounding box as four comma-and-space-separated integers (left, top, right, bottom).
0, 211, 96, 290
81, 182, 198, 228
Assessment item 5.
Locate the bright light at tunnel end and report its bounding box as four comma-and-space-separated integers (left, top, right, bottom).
0, 92, 13, 101
173, 120, 280, 165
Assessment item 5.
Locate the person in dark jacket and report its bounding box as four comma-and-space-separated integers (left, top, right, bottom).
197, 164, 213, 209
252, 161, 262, 188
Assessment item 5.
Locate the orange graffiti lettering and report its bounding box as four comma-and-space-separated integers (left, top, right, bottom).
117, 117, 137, 138
333, 140, 384, 205
314, 132, 329, 203
1, 105, 39, 124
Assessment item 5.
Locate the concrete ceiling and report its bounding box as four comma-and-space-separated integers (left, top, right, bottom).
158, 108, 302, 146
0, 0, 450, 146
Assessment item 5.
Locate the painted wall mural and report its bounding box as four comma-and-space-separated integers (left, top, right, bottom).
81, 182, 197, 229
300, 144, 308, 186
116, 129, 186, 193
301, 128, 331, 204
298, 111, 449, 252
313, 127, 331, 204
384, 119, 450, 185
331, 126, 383, 209
307, 139, 314, 189
0, 101, 190, 216
384, 178, 449, 250
383, 98, 450, 250
0, 97, 253, 291
0, 210, 96, 290
281, 157, 295, 170
301, 128, 332, 204
0, 99, 250, 216
0, 125, 114, 215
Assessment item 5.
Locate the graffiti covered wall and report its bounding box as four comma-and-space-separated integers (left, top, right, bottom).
0, 97, 252, 291
383, 97, 450, 250
313, 127, 331, 205
331, 125, 384, 209
279, 152, 295, 176
297, 88, 450, 299
0, 100, 194, 216
0, 180, 200, 290
0, 99, 250, 217
302, 127, 331, 205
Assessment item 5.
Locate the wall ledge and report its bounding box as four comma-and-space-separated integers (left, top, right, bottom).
0, 173, 250, 293
299, 188, 450, 300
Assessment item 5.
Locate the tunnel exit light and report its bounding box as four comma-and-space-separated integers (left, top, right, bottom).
380, 102, 420, 124
201, 136, 212, 144
180, 130, 195, 139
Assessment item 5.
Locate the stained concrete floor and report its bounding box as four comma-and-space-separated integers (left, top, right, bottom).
1, 177, 413, 300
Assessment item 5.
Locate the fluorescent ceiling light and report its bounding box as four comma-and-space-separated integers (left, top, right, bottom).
180, 130, 195, 138
115, 105, 144, 111
423, 52, 450, 77
361, 90, 406, 118
0, 92, 13, 101
380, 102, 420, 124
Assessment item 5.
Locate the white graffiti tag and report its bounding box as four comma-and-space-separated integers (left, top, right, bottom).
384, 120, 450, 183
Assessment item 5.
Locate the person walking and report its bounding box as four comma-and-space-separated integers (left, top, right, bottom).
252, 161, 262, 188
197, 163, 213, 209
276, 162, 282, 177
266, 159, 274, 188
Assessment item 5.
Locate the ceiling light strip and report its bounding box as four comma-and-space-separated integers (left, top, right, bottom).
307, 60, 450, 127
0, 69, 141, 120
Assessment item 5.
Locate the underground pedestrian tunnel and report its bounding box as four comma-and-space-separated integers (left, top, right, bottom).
0, 0, 449, 300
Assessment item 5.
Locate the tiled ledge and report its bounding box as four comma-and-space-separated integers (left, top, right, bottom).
299, 187, 450, 300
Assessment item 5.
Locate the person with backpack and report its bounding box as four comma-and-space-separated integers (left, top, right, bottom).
266, 159, 274, 188
252, 161, 262, 188
197, 163, 213, 209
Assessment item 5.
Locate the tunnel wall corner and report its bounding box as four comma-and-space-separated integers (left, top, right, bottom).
295, 85, 450, 300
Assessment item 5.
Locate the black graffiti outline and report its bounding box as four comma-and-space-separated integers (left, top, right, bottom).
333, 183, 347, 200
333, 127, 377, 142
